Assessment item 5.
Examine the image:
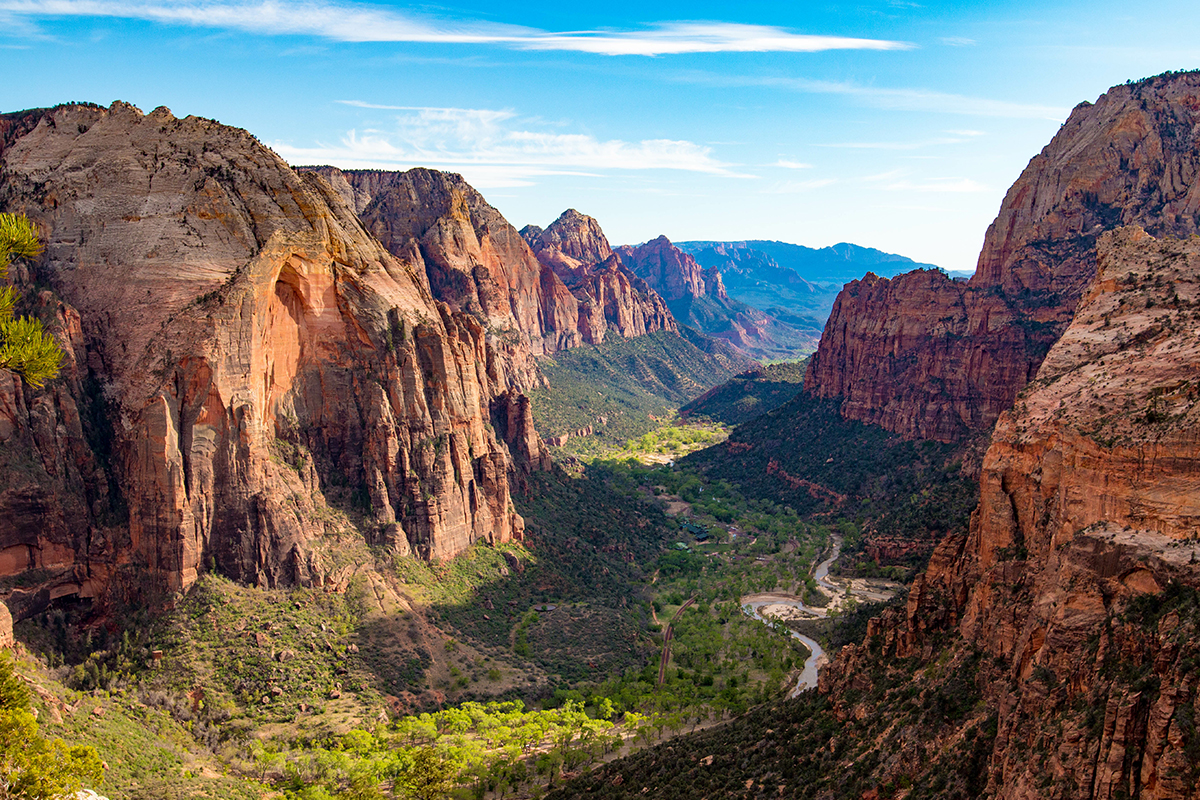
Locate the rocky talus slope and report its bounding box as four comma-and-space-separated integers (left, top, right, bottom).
807, 72, 1200, 442
823, 226, 1200, 799
0, 102, 547, 622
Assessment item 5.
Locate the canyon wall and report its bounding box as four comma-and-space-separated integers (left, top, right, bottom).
307, 170, 675, 351
807, 72, 1200, 442
616, 235, 819, 359
522, 209, 676, 344
0, 102, 545, 620
824, 226, 1200, 799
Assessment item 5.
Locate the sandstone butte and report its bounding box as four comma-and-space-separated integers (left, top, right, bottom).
807, 72, 1200, 442
824, 226, 1200, 799
520, 208, 677, 344
0, 102, 555, 627
613, 234, 818, 357
305, 169, 677, 351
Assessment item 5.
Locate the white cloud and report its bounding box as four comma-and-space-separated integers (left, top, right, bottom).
940, 36, 976, 47
273, 104, 750, 186
860, 169, 909, 182
516, 23, 912, 56
1, 1, 910, 55
772, 159, 813, 169
676, 71, 1069, 120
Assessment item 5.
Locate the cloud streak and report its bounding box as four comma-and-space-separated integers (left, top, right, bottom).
883, 177, 988, 192
1, 0, 911, 55
675, 71, 1069, 119
274, 104, 749, 187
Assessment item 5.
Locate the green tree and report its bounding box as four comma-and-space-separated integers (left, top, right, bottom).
0, 213, 62, 387
0, 653, 104, 799
397, 747, 455, 800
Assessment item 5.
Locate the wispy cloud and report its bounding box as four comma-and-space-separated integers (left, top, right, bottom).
274, 104, 749, 187
883, 177, 988, 192
762, 178, 837, 193
674, 71, 1068, 120
815, 136, 971, 150
0, 1, 911, 55
940, 36, 976, 47
772, 159, 812, 169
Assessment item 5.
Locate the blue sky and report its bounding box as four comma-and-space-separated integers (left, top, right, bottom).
4, 1, 1200, 272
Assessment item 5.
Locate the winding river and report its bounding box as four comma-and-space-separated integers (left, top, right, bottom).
741, 538, 843, 698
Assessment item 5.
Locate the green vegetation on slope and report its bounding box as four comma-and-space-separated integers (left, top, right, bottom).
685, 392, 978, 576
528, 329, 750, 454
0, 652, 103, 799
6, 331, 985, 800
546, 643, 996, 800
679, 360, 807, 426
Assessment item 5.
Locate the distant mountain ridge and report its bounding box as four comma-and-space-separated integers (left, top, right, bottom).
673, 239, 952, 342
676, 239, 947, 286
521, 212, 820, 361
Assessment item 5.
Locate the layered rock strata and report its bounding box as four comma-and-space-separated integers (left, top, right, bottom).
0, 103, 544, 619
616, 235, 819, 358
522, 210, 676, 344
807, 72, 1200, 442
306, 171, 675, 350
826, 227, 1200, 799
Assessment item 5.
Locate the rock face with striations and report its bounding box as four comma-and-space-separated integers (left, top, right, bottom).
306, 166, 578, 364
522, 208, 615, 279
807, 72, 1200, 442
521, 209, 676, 344
823, 226, 1200, 799
616, 235, 727, 304
616, 235, 818, 359
0, 103, 545, 620
305, 171, 675, 352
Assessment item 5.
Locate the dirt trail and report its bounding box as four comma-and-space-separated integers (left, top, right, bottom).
657, 596, 697, 686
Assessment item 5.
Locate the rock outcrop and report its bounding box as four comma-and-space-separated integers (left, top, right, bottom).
305, 172, 675, 352
522, 210, 676, 344
807, 72, 1200, 442
521, 209, 614, 279
0, 103, 545, 619
616, 235, 727, 304
616, 236, 819, 359
306, 165, 576, 366
824, 227, 1200, 799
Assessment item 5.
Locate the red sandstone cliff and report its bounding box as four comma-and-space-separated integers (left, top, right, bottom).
824, 227, 1200, 799
807, 72, 1200, 442
521, 210, 676, 344
522, 209, 615, 278
616, 235, 818, 359
616, 235, 727, 304
305, 170, 675, 353
0, 103, 545, 621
